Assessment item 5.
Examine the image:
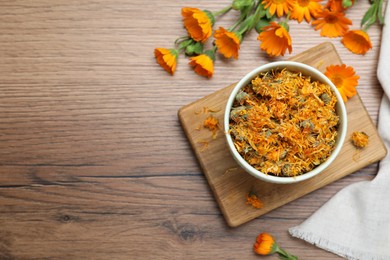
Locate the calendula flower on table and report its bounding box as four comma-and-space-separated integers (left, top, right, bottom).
182, 7, 214, 43
253, 233, 298, 259
253, 233, 277, 255
312, 9, 352, 37
214, 27, 241, 59
325, 64, 360, 102
290, 0, 323, 23
189, 50, 215, 78
262, 0, 295, 17
257, 22, 292, 57
154, 48, 178, 75
342, 30, 372, 55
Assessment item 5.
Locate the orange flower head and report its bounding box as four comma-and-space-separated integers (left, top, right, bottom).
189, 52, 214, 78
214, 27, 241, 59
325, 64, 359, 102
182, 7, 214, 43
326, 0, 343, 12
290, 0, 323, 23
342, 30, 372, 55
154, 48, 178, 75
262, 0, 295, 17
312, 9, 352, 37
257, 22, 292, 57
326, 0, 354, 12
253, 233, 277, 255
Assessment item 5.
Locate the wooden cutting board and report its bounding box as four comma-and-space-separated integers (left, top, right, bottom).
178, 42, 387, 227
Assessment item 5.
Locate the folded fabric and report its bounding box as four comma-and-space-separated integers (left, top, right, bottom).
289, 4, 390, 260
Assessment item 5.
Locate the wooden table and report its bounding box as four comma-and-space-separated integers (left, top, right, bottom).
0, 1, 384, 259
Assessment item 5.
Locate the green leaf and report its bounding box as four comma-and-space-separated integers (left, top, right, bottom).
203, 10, 215, 26
238, 14, 255, 34
256, 3, 268, 19
185, 42, 204, 56
177, 39, 193, 50
377, 0, 385, 24
204, 50, 216, 61
361, 4, 377, 28
265, 7, 273, 19
361, 4, 376, 23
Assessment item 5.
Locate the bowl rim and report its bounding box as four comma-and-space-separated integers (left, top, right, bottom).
224, 61, 348, 184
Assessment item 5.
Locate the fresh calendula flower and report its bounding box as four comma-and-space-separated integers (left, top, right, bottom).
254, 233, 298, 259
312, 9, 352, 37
189, 50, 215, 78
342, 30, 373, 55
182, 7, 214, 43
262, 0, 295, 17
325, 64, 360, 102
154, 48, 178, 75
257, 22, 292, 57
214, 27, 241, 59
290, 0, 323, 23
326, 0, 354, 12
254, 233, 277, 255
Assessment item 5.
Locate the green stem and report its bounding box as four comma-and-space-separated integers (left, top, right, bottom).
213, 5, 232, 16
250, 1, 265, 30
229, 13, 247, 31
286, 11, 291, 21
174, 36, 190, 45
276, 247, 298, 260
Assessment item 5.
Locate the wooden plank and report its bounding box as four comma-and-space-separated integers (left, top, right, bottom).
178, 42, 387, 227
0, 0, 384, 258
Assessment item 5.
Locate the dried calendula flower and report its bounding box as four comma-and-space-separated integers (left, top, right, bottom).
229, 69, 339, 177
351, 131, 369, 148
253, 233, 298, 259
246, 192, 263, 209
203, 115, 219, 138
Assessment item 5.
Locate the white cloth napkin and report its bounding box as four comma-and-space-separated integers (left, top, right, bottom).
289, 4, 390, 260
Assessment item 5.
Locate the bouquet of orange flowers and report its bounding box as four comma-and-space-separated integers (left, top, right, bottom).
154, 0, 384, 78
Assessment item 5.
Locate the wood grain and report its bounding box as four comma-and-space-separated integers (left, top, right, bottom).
178, 43, 387, 227
0, 0, 385, 259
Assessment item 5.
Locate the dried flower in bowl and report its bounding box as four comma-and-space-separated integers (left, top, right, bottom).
224, 61, 348, 184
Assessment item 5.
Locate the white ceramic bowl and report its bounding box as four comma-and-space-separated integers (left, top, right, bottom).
224, 61, 347, 184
